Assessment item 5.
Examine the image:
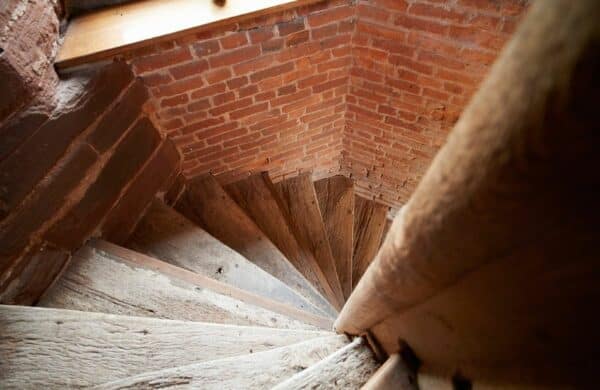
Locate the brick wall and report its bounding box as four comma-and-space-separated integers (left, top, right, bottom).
128, 0, 528, 211
344, 0, 529, 208
129, 1, 356, 184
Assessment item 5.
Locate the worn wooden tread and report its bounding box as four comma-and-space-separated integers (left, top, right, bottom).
176, 174, 329, 316
224, 173, 338, 318
39, 240, 332, 330
96, 335, 349, 389
361, 353, 418, 390
275, 173, 345, 309
127, 199, 328, 318
0, 304, 333, 388
352, 196, 389, 289
272, 337, 380, 389
314, 175, 355, 300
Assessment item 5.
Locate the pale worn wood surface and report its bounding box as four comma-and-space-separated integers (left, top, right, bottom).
0, 304, 332, 388
272, 337, 379, 389
336, 0, 600, 386
314, 175, 354, 300
176, 174, 328, 317
39, 242, 327, 330
56, 0, 321, 69
361, 354, 418, 390
225, 173, 337, 318
352, 196, 388, 289
128, 199, 328, 317
275, 173, 345, 309
96, 335, 349, 389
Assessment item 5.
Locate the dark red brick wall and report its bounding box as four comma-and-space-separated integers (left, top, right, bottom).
128, 0, 528, 210
344, 0, 529, 208
129, 1, 355, 184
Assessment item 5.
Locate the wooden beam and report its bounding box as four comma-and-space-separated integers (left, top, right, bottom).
336, 0, 600, 385
56, 0, 322, 69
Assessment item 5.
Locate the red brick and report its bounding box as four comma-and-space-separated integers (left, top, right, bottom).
389, 55, 434, 75
193, 40, 220, 57
312, 77, 348, 93
262, 38, 284, 52
213, 91, 235, 106
227, 76, 249, 89
249, 27, 274, 43
256, 91, 276, 101
181, 117, 226, 135
233, 54, 276, 75
356, 21, 406, 41
278, 84, 296, 96
418, 51, 466, 70
187, 99, 210, 112
408, 3, 466, 22
230, 102, 269, 119
155, 75, 204, 97
307, 6, 354, 27
209, 97, 252, 116
161, 93, 189, 108
220, 32, 248, 49
394, 15, 448, 35
134, 47, 192, 73
239, 85, 259, 98
190, 83, 226, 99
169, 60, 209, 80
312, 24, 338, 39
209, 46, 261, 68
205, 68, 232, 84
287, 30, 310, 47
142, 72, 172, 87
277, 19, 305, 36
250, 62, 294, 83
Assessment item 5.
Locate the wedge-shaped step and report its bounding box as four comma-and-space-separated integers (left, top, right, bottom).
272, 337, 380, 389
39, 240, 332, 330
314, 175, 355, 300
127, 199, 328, 317
175, 174, 328, 316
224, 173, 337, 318
276, 173, 345, 309
353, 196, 388, 289
96, 335, 348, 389
0, 305, 333, 388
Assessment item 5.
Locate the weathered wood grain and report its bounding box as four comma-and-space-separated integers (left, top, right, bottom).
352, 196, 388, 289
272, 337, 379, 389
314, 175, 354, 300
0, 304, 332, 388
225, 173, 337, 318
176, 174, 328, 316
361, 354, 418, 390
128, 199, 328, 317
96, 335, 349, 389
39, 241, 328, 330
275, 173, 345, 309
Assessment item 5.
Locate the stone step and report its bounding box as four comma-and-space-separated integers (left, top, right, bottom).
0, 304, 334, 388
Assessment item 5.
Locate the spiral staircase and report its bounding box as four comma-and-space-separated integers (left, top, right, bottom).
1, 172, 392, 388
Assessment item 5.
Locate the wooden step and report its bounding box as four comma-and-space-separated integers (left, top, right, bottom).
314, 175, 355, 300
361, 353, 418, 390
96, 335, 349, 389
0, 304, 333, 388
272, 337, 380, 389
224, 173, 338, 318
175, 174, 330, 316
275, 173, 345, 309
353, 196, 389, 289
127, 199, 329, 318
39, 239, 333, 330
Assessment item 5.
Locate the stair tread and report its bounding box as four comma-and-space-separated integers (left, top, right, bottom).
127, 199, 330, 318
0, 304, 333, 388
353, 196, 389, 289
272, 337, 380, 390
314, 175, 355, 300
175, 174, 329, 316
224, 172, 338, 318
275, 173, 345, 309
39, 240, 332, 330
96, 335, 348, 389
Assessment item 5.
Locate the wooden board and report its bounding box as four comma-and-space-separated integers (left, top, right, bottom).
96, 335, 349, 389
127, 199, 328, 317
352, 196, 388, 289
275, 173, 345, 309
314, 175, 354, 300
175, 174, 327, 316
39, 240, 332, 330
362, 354, 418, 390
224, 173, 337, 317
271, 337, 379, 389
56, 0, 321, 69
0, 304, 332, 388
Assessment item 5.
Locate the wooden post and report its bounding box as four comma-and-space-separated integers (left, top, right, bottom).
335, 0, 600, 385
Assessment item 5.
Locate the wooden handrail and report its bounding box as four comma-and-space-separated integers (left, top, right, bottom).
335, 0, 599, 385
